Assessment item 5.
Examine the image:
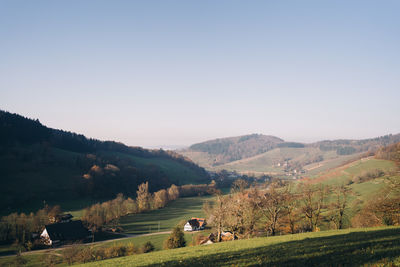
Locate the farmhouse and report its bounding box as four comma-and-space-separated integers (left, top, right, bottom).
41, 220, 91, 246
184, 217, 206, 231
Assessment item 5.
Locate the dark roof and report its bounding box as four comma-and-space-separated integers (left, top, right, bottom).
45, 220, 89, 241
191, 217, 206, 227
187, 219, 200, 228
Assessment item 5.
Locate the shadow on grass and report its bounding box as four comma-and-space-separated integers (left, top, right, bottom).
0, 248, 17, 257
151, 228, 400, 267
119, 196, 210, 234
93, 231, 125, 242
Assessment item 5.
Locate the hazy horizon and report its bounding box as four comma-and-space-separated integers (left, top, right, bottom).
3, 107, 399, 149
1, 1, 400, 148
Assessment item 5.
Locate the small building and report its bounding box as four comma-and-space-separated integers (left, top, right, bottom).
221, 231, 235, 241
199, 233, 216, 245
191, 217, 206, 230
41, 220, 91, 246
184, 219, 200, 231
184, 218, 206, 231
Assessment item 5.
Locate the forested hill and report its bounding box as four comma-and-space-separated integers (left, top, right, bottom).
185, 134, 285, 166
0, 110, 210, 211
179, 133, 400, 173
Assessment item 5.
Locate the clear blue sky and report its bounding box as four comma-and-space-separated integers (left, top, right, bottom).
1, 1, 399, 148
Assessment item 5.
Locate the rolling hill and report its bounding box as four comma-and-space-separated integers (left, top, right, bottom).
0, 110, 210, 213
179, 133, 400, 176
78, 226, 400, 266
186, 134, 284, 166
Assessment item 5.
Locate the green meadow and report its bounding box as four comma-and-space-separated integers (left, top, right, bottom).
93, 232, 201, 252
309, 158, 398, 198
79, 226, 400, 267
4, 227, 398, 266
118, 195, 211, 235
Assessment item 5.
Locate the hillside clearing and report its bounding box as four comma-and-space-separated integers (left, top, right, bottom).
118, 195, 211, 235
79, 226, 400, 267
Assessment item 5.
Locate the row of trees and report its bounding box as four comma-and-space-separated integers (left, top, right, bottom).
205, 178, 399, 241
82, 182, 217, 231
0, 181, 216, 247
0, 205, 62, 247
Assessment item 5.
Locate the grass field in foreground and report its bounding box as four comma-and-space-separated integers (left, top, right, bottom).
79, 226, 400, 267
0, 232, 205, 267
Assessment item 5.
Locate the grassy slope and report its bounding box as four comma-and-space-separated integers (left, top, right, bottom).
118, 195, 211, 235
211, 147, 362, 175
0, 254, 45, 267
220, 147, 319, 173
304, 152, 364, 176
0, 232, 203, 267
302, 157, 399, 223
93, 232, 201, 252
178, 151, 215, 170
79, 226, 400, 267
306, 157, 397, 185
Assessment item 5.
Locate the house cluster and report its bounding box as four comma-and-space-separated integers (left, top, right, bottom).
40, 214, 92, 246
184, 217, 206, 231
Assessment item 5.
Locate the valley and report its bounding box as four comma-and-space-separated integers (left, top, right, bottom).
179, 133, 400, 178
1, 111, 399, 267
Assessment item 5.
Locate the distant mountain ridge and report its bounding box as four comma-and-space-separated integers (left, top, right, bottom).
189, 134, 284, 165
179, 133, 400, 175
0, 110, 209, 212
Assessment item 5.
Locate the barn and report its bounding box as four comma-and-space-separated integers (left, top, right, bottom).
41, 220, 91, 246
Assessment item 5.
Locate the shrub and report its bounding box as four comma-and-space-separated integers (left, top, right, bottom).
352, 169, 385, 183
351, 211, 381, 228
13, 252, 27, 266
164, 226, 186, 249
41, 254, 61, 267
94, 247, 106, 260
104, 244, 126, 258
62, 244, 81, 265
76, 246, 94, 263
141, 241, 155, 253
126, 242, 137, 255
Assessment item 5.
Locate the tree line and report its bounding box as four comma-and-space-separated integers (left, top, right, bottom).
0, 181, 216, 249
82, 182, 217, 232
204, 178, 399, 242
0, 205, 62, 249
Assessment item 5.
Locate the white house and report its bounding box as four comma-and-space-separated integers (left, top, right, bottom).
184, 218, 206, 231
184, 219, 199, 231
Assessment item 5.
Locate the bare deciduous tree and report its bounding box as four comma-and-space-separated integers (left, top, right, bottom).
299, 183, 327, 231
